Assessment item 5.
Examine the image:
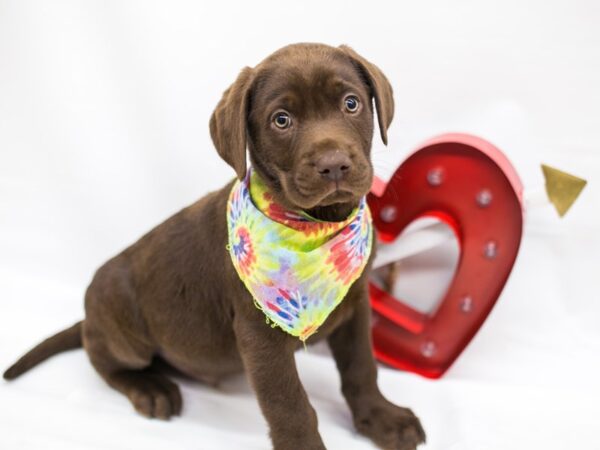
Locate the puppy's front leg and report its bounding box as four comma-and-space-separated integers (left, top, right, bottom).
234, 314, 326, 450
327, 287, 426, 450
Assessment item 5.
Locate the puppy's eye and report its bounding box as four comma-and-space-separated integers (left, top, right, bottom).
273, 112, 291, 129
344, 95, 360, 113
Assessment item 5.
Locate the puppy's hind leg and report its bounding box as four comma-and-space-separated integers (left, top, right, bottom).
83, 319, 183, 420
82, 264, 182, 420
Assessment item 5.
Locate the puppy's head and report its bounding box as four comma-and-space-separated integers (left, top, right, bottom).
210, 43, 393, 217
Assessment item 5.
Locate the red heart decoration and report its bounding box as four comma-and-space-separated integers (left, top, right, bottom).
367, 133, 524, 378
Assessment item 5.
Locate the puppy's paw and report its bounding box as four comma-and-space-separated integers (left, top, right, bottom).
122, 373, 183, 420
353, 399, 426, 450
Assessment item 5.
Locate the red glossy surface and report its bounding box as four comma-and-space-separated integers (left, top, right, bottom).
367, 133, 524, 378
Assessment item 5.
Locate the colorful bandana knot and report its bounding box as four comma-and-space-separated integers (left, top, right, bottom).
226, 169, 373, 341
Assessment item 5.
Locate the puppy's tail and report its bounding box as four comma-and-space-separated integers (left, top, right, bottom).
3, 321, 83, 381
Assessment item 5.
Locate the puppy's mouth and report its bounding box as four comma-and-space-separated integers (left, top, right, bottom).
281, 172, 373, 212
310, 183, 358, 206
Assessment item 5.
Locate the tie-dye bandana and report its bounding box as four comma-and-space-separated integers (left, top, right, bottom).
226, 169, 373, 341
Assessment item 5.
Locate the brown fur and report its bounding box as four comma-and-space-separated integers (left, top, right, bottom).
4, 43, 425, 450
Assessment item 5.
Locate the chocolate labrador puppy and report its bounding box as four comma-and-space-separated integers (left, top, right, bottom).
4, 43, 425, 450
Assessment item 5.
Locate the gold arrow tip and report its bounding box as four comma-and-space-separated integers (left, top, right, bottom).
541, 164, 587, 217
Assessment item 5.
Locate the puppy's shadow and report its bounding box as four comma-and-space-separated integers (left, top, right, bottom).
152, 351, 354, 435
153, 358, 265, 434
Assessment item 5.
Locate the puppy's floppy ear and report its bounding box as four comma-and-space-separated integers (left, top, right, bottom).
210, 67, 254, 180
339, 45, 394, 145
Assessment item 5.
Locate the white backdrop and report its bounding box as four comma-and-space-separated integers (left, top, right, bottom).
1, 1, 599, 449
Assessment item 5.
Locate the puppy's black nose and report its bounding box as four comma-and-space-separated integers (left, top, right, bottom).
316, 151, 352, 182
